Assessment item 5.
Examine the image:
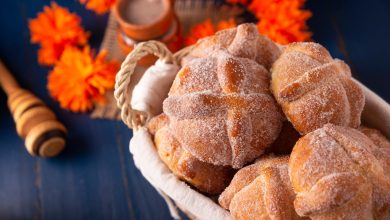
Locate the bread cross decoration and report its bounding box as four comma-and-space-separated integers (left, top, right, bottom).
278, 60, 351, 102
271, 42, 365, 134
164, 51, 281, 168
290, 124, 390, 219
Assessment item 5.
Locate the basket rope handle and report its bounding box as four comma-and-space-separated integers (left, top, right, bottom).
114, 40, 193, 130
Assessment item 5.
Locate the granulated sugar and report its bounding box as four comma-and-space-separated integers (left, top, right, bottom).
164, 48, 283, 168
271, 42, 364, 134
290, 124, 390, 218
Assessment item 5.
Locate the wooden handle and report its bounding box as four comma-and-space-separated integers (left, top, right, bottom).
0, 60, 67, 157
0, 60, 20, 95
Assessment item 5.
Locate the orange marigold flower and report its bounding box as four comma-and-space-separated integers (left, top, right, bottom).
29, 3, 89, 65
48, 46, 119, 112
79, 0, 116, 14
37, 42, 66, 66
249, 0, 312, 44
217, 19, 238, 30
185, 18, 237, 45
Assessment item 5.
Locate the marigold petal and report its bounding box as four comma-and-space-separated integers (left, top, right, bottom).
79, 0, 116, 14
249, 0, 312, 44
48, 46, 119, 112
185, 18, 237, 46
29, 3, 89, 65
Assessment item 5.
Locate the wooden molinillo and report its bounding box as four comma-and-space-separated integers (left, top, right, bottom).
0, 61, 66, 157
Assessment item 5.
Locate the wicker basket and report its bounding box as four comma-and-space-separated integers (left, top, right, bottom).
114, 41, 390, 220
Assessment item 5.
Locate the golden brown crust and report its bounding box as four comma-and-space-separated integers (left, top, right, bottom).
289, 124, 390, 219
271, 42, 365, 135
187, 23, 281, 70
164, 24, 284, 168
146, 113, 169, 136
359, 126, 390, 149
219, 155, 304, 220
359, 126, 390, 191
154, 125, 235, 194
164, 48, 283, 168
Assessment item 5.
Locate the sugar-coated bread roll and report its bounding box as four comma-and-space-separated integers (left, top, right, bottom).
290, 124, 390, 220
147, 113, 169, 136
271, 42, 365, 134
359, 126, 390, 149
164, 48, 284, 168
148, 114, 235, 194
359, 126, 390, 178
154, 126, 235, 194
219, 155, 305, 220
186, 23, 281, 70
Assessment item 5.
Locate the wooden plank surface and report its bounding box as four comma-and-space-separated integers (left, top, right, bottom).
307, 0, 390, 101
0, 0, 171, 219
0, 0, 389, 220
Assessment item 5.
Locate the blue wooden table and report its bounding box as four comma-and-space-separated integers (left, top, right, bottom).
0, 0, 389, 219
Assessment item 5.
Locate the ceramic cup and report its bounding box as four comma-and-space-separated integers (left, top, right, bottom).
113, 0, 174, 41
116, 14, 182, 66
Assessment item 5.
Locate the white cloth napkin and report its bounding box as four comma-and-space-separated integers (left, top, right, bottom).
131, 60, 179, 119
130, 128, 232, 220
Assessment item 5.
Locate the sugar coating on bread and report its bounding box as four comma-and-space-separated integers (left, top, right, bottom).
188, 23, 281, 70
359, 126, 390, 184
154, 125, 235, 194
147, 113, 235, 194
271, 42, 365, 135
359, 126, 390, 149
164, 49, 283, 168
146, 113, 168, 135
219, 155, 289, 208
219, 155, 304, 220
290, 124, 390, 219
